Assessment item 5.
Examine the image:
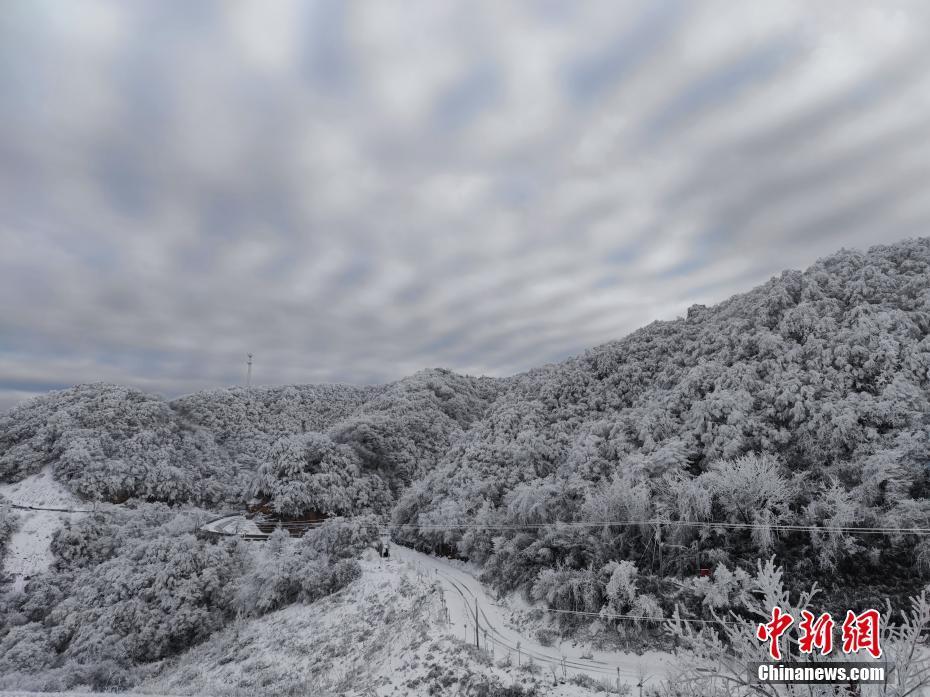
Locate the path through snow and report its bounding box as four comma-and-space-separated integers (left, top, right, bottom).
393, 545, 677, 688
0, 467, 85, 591
191, 520, 681, 687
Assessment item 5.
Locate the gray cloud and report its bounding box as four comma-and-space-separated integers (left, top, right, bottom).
2, 0, 930, 411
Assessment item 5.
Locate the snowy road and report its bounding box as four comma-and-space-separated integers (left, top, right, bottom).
393, 545, 676, 687
193, 521, 678, 686
200, 513, 264, 537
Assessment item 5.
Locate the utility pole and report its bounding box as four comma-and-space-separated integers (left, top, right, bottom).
636, 668, 647, 697
246, 353, 253, 387
475, 599, 479, 648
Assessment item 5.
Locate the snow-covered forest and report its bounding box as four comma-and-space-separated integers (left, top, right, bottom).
396, 239, 930, 619
0, 508, 378, 690
0, 368, 500, 511
3, 238, 930, 692
0, 505, 15, 565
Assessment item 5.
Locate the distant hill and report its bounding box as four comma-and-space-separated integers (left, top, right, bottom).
0, 370, 505, 509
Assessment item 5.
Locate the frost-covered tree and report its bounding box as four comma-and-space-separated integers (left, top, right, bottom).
234, 518, 374, 617
0, 505, 376, 690
603, 560, 638, 612
0, 504, 17, 566
668, 558, 930, 697
697, 453, 801, 552
252, 432, 391, 517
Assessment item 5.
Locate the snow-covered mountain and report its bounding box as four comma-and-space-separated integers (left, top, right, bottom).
0, 369, 504, 509
397, 238, 930, 615
3, 238, 930, 694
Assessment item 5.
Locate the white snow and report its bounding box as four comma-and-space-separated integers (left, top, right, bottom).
200, 513, 263, 536
145, 557, 473, 696
144, 548, 680, 696
0, 467, 81, 509
393, 545, 676, 688
0, 467, 85, 591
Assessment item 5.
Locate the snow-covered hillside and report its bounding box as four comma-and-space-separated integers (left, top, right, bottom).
394, 545, 672, 686
0, 467, 85, 591
144, 555, 652, 697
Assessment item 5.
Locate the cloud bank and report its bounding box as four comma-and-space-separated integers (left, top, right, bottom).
2, 0, 930, 410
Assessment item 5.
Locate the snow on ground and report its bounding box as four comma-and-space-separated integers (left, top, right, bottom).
144, 554, 666, 697
0, 467, 85, 591
199, 513, 263, 536
394, 545, 677, 690
0, 467, 82, 509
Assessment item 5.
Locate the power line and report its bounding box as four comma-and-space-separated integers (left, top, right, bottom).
386, 519, 930, 535
240, 517, 930, 536
504, 603, 743, 627
6, 503, 93, 514
203, 518, 930, 536
432, 564, 742, 631
433, 567, 651, 679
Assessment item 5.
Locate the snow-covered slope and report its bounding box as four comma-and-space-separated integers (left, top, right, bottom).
0, 466, 80, 509
0, 467, 85, 591
394, 545, 673, 686
144, 556, 648, 696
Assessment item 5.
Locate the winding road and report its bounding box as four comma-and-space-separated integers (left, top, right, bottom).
199, 515, 678, 685
392, 545, 675, 686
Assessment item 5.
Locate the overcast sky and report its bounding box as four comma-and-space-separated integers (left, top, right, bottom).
2, 1, 930, 411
